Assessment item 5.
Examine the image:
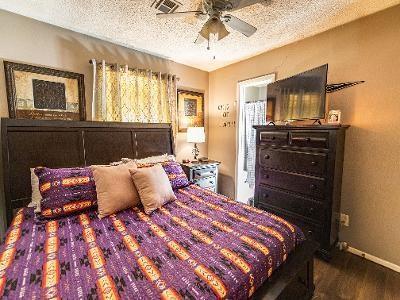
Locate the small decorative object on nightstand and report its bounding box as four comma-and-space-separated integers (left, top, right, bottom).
187, 127, 205, 162
181, 160, 220, 193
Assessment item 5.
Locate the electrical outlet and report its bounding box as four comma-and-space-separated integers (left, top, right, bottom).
340, 213, 350, 227
337, 241, 349, 251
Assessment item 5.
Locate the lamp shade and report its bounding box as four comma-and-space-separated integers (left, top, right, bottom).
187, 127, 205, 143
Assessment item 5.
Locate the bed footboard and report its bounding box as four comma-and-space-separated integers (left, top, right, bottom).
253, 240, 318, 300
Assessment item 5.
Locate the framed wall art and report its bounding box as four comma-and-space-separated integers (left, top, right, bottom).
177, 89, 204, 132
4, 61, 86, 120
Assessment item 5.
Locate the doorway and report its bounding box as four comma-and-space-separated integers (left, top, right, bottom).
235, 74, 275, 204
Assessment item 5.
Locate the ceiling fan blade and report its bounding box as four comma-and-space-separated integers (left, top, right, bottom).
223, 14, 257, 37
194, 34, 207, 44
196, 1, 208, 20
227, 0, 271, 11
156, 11, 205, 18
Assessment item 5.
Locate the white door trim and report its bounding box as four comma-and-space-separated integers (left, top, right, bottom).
234, 73, 276, 202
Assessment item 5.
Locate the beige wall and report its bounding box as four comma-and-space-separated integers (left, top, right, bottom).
0, 10, 209, 162
209, 5, 400, 266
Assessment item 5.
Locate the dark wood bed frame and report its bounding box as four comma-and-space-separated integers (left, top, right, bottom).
0, 118, 318, 300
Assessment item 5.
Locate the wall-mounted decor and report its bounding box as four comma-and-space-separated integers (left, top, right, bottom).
4, 61, 86, 120
177, 89, 204, 132
326, 81, 365, 93
217, 103, 235, 128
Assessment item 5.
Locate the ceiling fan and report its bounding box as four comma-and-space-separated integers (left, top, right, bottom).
156, 0, 270, 47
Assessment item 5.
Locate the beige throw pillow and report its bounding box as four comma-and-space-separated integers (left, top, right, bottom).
129, 164, 177, 215
91, 161, 140, 218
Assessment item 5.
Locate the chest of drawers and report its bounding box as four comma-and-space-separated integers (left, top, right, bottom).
254, 125, 349, 259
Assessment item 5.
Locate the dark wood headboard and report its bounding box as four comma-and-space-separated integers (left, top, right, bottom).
0, 118, 174, 233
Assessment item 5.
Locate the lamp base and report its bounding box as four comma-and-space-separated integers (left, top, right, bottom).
192, 143, 200, 162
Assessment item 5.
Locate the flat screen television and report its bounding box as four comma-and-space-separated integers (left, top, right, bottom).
267, 64, 328, 122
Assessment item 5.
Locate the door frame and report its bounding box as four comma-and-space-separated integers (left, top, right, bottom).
235, 73, 276, 202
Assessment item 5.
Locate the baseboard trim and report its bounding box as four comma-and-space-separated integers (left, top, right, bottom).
346, 246, 400, 273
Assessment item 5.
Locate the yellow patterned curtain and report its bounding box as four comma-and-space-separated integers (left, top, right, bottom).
92, 60, 177, 136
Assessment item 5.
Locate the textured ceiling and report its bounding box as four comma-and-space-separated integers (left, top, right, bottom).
0, 0, 399, 71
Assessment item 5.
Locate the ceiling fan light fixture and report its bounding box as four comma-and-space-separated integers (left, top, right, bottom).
199, 17, 230, 41
157, 0, 259, 48
216, 21, 230, 40
199, 23, 211, 40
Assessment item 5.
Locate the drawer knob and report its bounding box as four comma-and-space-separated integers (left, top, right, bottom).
264, 155, 270, 160
309, 207, 314, 214
262, 193, 269, 198
307, 230, 314, 236
298, 277, 307, 286
263, 174, 269, 179
311, 161, 317, 166
310, 184, 316, 190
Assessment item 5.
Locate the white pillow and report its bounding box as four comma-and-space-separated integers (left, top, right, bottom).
122, 154, 176, 164
29, 168, 42, 212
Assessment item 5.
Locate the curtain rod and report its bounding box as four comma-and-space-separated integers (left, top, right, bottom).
89, 59, 180, 81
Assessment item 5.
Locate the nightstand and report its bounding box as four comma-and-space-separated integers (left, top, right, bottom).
181, 160, 220, 192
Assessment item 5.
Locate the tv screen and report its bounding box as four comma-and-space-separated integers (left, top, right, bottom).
267, 64, 328, 122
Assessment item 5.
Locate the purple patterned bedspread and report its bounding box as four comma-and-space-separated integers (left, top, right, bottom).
0, 185, 304, 299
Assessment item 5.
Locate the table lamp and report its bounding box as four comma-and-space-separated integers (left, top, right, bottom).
187, 127, 205, 162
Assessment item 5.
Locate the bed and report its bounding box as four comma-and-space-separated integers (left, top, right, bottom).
0, 118, 318, 299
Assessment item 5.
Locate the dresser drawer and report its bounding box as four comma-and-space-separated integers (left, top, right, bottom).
194, 176, 216, 189
259, 169, 325, 200
290, 132, 329, 149
193, 166, 217, 179
293, 216, 324, 243
257, 203, 323, 243
259, 131, 289, 146
259, 148, 327, 176
257, 186, 325, 223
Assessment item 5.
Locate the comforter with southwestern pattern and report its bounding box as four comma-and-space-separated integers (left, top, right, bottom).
0, 185, 304, 299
